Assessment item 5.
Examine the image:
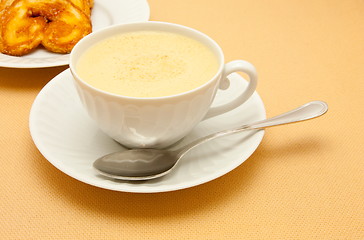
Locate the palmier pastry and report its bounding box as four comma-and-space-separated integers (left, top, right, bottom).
0, 0, 92, 56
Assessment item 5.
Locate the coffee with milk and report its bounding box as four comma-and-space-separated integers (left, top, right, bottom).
76, 30, 219, 98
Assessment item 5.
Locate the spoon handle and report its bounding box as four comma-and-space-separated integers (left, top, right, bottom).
238, 100, 328, 129
177, 101, 328, 157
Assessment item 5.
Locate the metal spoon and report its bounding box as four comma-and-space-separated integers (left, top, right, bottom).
94, 101, 328, 181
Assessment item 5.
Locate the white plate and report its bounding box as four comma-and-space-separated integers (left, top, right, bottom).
29, 69, 266, 193
0, 0, 150, 68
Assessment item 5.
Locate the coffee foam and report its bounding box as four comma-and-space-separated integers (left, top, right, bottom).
76, 31, 219, 97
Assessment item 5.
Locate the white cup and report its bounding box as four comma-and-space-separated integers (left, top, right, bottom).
70, 21, 257, 148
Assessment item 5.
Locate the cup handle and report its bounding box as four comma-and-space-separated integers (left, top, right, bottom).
203, 60, 258, 119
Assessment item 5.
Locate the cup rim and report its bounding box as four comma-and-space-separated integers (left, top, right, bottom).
70, 21, 225, 100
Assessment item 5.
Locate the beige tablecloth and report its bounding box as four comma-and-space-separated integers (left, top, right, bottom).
1, 0, 363, 239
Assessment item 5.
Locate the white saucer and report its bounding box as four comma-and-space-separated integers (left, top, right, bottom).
0, 0, 150, 68
29, 69, 266, 193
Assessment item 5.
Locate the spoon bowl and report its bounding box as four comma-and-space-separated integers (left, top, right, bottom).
94, 101, 328, 181
94, 149, 177, 180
